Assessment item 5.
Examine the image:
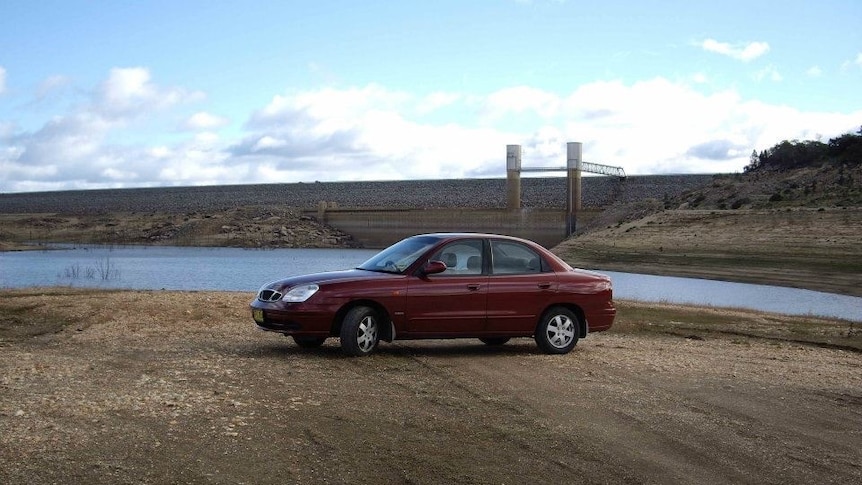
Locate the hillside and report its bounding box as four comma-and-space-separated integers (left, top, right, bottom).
557, 130, 862, 296
556, 207, 862, 296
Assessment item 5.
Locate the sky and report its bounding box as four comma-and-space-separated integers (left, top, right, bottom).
1, 0, 861, 193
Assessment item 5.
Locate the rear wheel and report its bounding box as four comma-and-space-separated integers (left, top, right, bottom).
479, 337, 510, 346
535, 306, 579, 354
340, 306, 381, 356
292, 336, 326, 348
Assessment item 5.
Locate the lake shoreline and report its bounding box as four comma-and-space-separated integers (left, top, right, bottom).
2, 245, 859, 321
583, 262, 861, 298
5, 238, 859, 300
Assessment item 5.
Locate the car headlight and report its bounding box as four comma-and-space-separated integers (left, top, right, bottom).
282, 284, 319, 302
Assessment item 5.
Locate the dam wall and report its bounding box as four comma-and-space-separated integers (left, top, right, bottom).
0, 175, 715, 214
0, 175, 714, 248
312, 208, 580, 248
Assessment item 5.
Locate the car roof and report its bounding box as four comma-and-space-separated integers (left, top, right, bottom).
414, 232, 540, 245
415, 232, 518, 239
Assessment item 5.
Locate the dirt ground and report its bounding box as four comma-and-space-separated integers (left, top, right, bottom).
1, 289, 860, 484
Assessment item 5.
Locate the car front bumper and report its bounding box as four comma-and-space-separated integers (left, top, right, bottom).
250, 301, 334, 336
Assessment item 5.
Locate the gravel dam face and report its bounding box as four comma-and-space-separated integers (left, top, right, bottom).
0, 175, 715, 214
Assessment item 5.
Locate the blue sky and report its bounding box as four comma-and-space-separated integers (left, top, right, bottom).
1, 0, 860, 192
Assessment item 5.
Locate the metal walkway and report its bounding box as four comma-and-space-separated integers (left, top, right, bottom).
522, 161, 626, 179
580, 161, 626, 179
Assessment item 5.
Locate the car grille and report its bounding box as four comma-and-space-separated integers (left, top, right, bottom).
257, 289, 282, 302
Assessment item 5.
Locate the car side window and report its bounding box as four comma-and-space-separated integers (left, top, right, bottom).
428, 240, 484, 276
490, 241, 546, 275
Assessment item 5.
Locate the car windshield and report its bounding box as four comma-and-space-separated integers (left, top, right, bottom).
357, 235, 440, 274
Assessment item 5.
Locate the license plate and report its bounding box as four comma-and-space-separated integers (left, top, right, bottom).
252, 309, 265, 323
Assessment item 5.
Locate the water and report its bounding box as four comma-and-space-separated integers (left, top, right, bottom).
603, 271, 861, 322
1, 245, 859, 321
0, 245, 378, 292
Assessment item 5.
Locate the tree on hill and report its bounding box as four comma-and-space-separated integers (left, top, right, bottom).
745, 127, 862, 172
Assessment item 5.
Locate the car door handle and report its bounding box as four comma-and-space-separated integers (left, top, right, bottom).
537, 283, 552, 289
467, 284, 481, 291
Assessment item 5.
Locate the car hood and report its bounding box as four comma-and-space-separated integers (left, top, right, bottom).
262, 268, 399, 290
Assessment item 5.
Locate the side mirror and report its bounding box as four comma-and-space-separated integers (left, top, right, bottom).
421, 260, 447, 276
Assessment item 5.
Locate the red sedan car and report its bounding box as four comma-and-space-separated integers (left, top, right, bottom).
251, 233, 615, 356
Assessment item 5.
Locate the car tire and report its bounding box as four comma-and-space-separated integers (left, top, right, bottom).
479, 337, 510, 346
340, 306, 381, 356
535, 306, 579, 354
292, 336, 326, 348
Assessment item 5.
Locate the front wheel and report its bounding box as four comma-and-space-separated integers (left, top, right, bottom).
535, 306, 579, 354
340, 306, 381, 356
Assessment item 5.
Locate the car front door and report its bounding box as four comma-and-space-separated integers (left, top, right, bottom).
405, 239, 489, 336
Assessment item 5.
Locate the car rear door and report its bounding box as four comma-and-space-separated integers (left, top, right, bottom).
485, 239, 557, 333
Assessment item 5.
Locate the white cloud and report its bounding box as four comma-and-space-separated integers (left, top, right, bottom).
839, 53, 862, 72
100, 68, 154, 108
233, 79, 861, 180
181, 111, 229, 131
0, 66, 6, 95
0, 68, 214, 191
35, 75, 72, 100
102, 166, 139, 181
2, 68, 861, 193
251, 135, 288, 151
481, 86, 561, 121
416, 92, 462, 115
806, 66, 823, 78
96, 67, 204, 120
236, 86, 511, 181
700, 39, 770, 62
250, 84, 410, 128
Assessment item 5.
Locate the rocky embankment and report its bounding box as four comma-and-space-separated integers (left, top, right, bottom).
0, 206, 356, 249
0, 175, 714, 214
